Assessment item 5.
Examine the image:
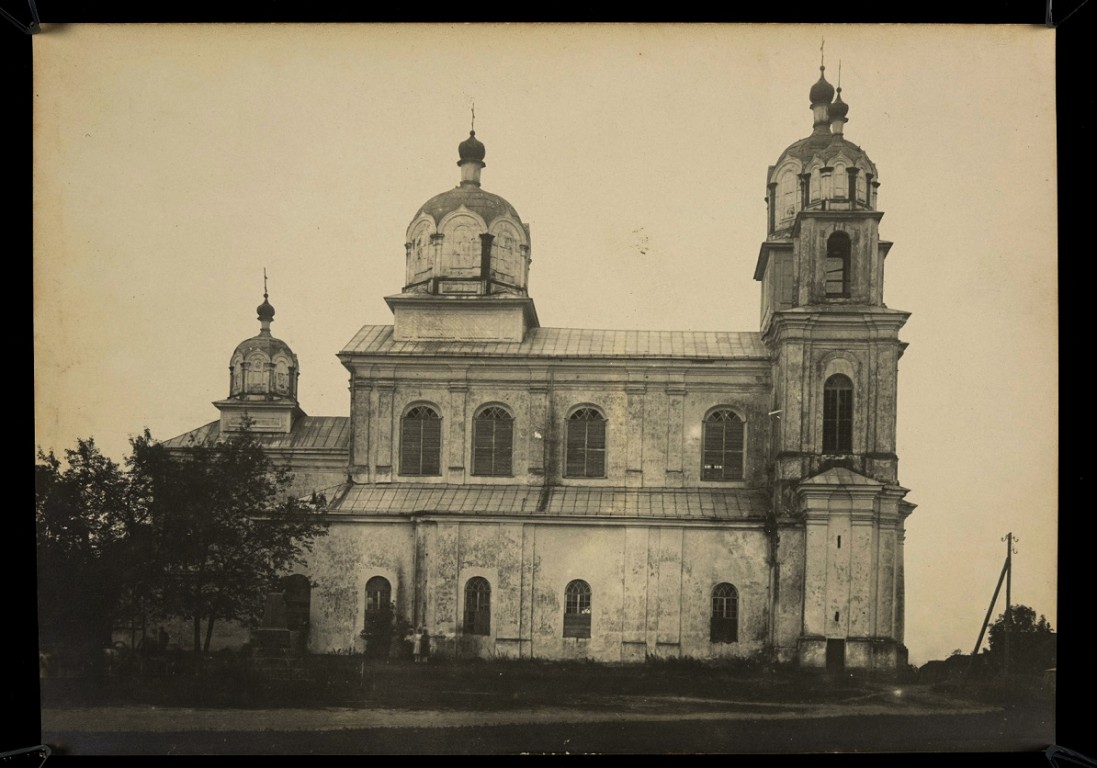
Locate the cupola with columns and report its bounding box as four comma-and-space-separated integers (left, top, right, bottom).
755, 61, 893, 331
386, 121, 539, 343
215, 278, 305, 434
765, 63, 879, 239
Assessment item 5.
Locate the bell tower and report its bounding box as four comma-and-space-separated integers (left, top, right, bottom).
757, 63, 915, 672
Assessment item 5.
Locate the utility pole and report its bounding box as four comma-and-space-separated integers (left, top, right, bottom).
968, 532, 1018, 678
1003, 532, 1017, 676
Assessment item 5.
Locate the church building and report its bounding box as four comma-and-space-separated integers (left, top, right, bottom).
164, 65, 915, 672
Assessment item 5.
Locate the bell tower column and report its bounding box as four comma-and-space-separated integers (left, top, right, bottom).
758, 66, 915, 673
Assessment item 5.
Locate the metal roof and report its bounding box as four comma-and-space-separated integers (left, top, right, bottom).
161, 416, 350, 452
329, 483, 769, 521
415, 184, 524, 228
341, 326, 769, 360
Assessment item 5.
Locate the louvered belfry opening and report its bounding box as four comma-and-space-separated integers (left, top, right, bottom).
563, 579, 592, 638
710, 583, 739, 643
472, 406, 513, 477
400, 405, 442, 476
464, 577, 491, 635
822, 374, 854, 453
701, 409, 745, 481
565, 407, 606, 478
825, 231, 851, 298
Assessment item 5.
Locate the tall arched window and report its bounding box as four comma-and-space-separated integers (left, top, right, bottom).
565, 407, 607, 478
365, 576, 391, 615
472, 406, 513, 477
711, 583, 739, 643
464, 577, 491, 635
826, 232, 851, 298
400, 405, 442, 476
823, 374, 854, 453
702, 409, 745, 481
563, 580, 592, 638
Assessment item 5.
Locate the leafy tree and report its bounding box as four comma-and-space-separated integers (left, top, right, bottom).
35, 439, 153, 660
987, 604, 1056, 673
129, 427, 328, 655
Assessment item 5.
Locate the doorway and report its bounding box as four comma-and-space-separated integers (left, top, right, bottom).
826, 639, 846, 673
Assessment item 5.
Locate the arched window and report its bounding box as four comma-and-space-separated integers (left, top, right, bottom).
400, 405, 442, 476
281, 574, 311, 636
823, 374, 854, 453
472, 406, 513, 477
825, 232, 851, 298
274, 358, 291, 393
563, 580, 592, 638
777, 170, 797, 224
711, 583, 739, 643
246, 355, 268, 393
365, 576, 392, 615
464, 577, 491, 636
565, 407, 607, 478
702, 409, 745, 481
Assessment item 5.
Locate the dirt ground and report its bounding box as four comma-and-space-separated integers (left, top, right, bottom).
37, 660, 1057, 755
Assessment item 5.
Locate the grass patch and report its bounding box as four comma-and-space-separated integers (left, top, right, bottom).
41, 653, 905, 711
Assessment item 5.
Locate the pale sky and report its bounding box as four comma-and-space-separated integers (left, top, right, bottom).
33, 24, 1057, 666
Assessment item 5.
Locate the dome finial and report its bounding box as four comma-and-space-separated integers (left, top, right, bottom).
809, 45, 836, 133
257, 267, 275, 334
830, 60, 849, 133
471, 101, 475, 134
458, 115, 487, 187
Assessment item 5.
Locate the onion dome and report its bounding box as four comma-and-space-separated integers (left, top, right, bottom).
772, 65, 875, 179
257, 295, 275, 324
458, 130, 486, 165
413, 129, 523, 225
765, 66, 879, 236
809, 65, 835, 106
830, 87, 849, 120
